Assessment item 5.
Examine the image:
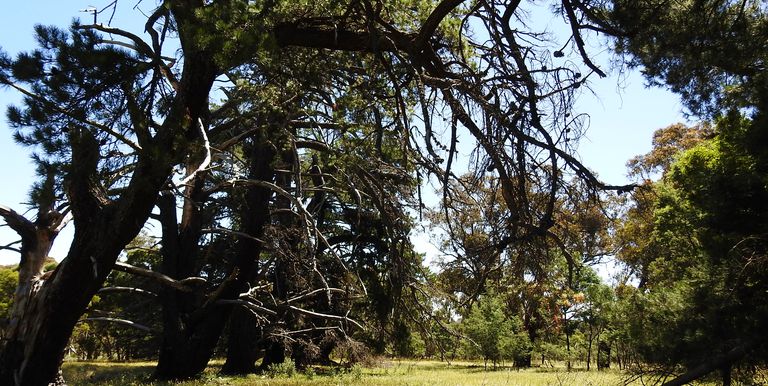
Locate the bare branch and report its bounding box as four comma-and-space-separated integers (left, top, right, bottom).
201, 227, 265, 244
287, 288, 347, 304
112, 261, 206, 292
78, 23, 180, 89
0, 242, 21, 254
53, 211, 73, 234
178, 118, 212, 186
562, 0, 607, 78
98, 286, 158, 297
216, 299, 277, 316
286, 305, 364, 330
81, 317, 153, 333
224, 179, 349, 271
0, 205, 35, 240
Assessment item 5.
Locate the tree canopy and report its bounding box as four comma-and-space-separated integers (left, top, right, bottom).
0, 1, 767, 385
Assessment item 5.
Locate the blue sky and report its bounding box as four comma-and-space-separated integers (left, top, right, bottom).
0, 2, 688, 266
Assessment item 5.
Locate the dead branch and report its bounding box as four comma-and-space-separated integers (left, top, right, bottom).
287, 287, 347, 304
112, 261, 206, 292
286, 305, 364, 330
98, 286, 158, 297
81, 317, 153, 333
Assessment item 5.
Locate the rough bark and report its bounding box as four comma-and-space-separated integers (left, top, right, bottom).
221, 130, 277, 375
220, 308, 261, 375
256, 143, 299, 373
0, 206, 66, 385
154, 182, 227, 380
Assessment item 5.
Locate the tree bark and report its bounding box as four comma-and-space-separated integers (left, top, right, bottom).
222, 130, 277, 375
0, 206, 66, 385
220, 307, 261, 375
154, 181, 234, 380
256, 141, 298, 373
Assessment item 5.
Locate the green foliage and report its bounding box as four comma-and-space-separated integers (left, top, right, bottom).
266, 361, 297, 377
460, 292, 531, 368
66, 233, 161, 361
616, 113, 768, 378
611, 0, 768, 115
0, 267, 17, 323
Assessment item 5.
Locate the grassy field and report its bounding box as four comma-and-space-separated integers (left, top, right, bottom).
62, 359, 717, 385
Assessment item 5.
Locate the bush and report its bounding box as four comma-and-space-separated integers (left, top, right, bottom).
266, 361, 296, 377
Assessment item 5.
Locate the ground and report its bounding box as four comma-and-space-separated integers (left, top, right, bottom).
62, 359, 728, 385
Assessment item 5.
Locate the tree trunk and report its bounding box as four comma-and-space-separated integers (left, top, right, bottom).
586, 333, 593, 371
0, 3, 224, 384
565, 316, 572, 371
259, 339, 287, 370
514, 354, 532, 368
0, 206, 67, 385
662, 343, 753, 386
220, 308, 260, 374
0, 210, 159, 385
255, 136, 298, 373
597, 341, 610, 370
721, 364, 732, 386
154, 184, 235, 380
222, 129, 278, 375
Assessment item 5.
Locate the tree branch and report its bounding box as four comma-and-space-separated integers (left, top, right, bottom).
112, 261, 206, 292
3, 82, 142, 152
662, 343, 755, 386
81, 317, 153, 333
78, 23, 180, 89
414, 0, 466, 50
97, 286, 158, 297
286, 305, 364, 330
0, 205, 35, 241
562, 0, 607, 78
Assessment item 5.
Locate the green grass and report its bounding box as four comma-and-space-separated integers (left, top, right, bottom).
62, 359, 719, 385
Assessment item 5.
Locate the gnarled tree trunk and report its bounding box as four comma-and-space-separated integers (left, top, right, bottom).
0, 206, 67, 385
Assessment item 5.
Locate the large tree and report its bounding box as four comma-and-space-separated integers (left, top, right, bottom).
0, 1, 638, 384
608, 2, 768, 384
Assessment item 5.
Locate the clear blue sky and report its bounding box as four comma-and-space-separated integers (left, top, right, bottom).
0, 2, 688, 266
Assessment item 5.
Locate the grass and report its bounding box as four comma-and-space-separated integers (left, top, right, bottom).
62, 359, 720, 385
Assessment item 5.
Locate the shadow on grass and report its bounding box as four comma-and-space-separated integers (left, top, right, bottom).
63, 361, 156, 385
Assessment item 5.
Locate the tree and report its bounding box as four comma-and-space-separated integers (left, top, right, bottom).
0, 1, 642, 383
615, 123, 710, 288
461, 291, 530, 369
608, 2, 768, 383
0, 3, 262, 382
610, 0, 768, 116
614, 116, 768, 384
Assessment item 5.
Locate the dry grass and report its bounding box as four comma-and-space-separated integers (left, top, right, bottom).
62, 359, 720, 385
